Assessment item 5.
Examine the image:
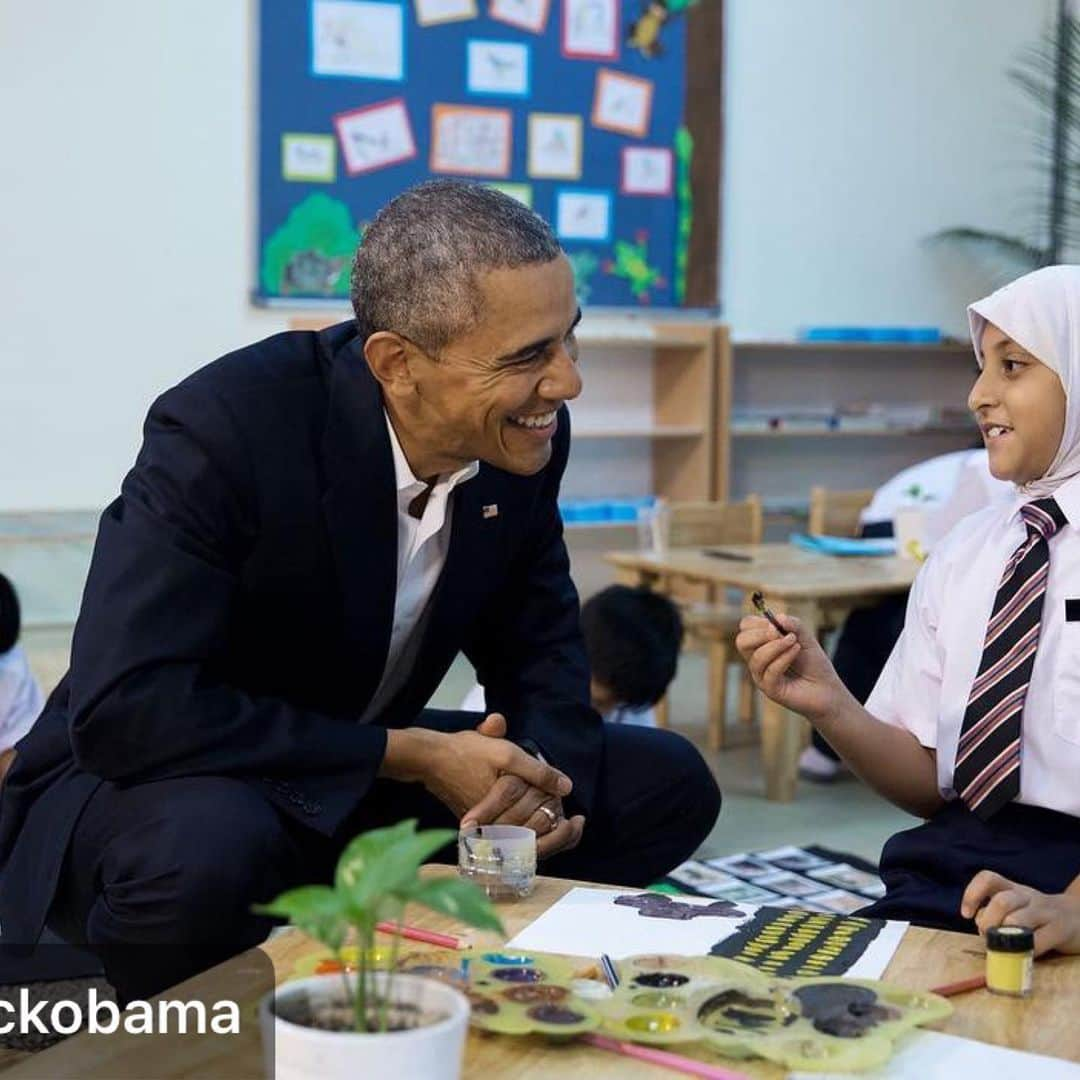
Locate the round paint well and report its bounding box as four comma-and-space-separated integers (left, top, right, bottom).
526, 1004, 585, 1026
631, 991, 686, 1009
502, 984, 569, 1005
467, 993, 499, 1016
626, 1012, 682, 1034
492, 966, 544, 984
482, 952, 534, 966
632, 971, 690, 989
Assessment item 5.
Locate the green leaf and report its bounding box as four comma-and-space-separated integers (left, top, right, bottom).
337, 824, 457, 913
401, 877, 505, 935
335, 820, 419, 893
253, 885, 348, 951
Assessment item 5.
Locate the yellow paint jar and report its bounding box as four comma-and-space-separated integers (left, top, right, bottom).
985, 926, 1034, 997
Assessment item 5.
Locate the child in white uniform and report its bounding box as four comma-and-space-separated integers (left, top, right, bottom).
0, 574, 44, 781
739, 266, 1080, 953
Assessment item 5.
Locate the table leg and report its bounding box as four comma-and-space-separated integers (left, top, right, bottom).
758, 597, 819, 802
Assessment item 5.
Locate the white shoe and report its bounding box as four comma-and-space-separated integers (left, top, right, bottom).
798, 745, 844, 783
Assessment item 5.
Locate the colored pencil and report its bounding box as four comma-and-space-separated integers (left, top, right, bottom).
374, 922, 462, 949
930, 974, 986, 997
583, 1034, 752, 1080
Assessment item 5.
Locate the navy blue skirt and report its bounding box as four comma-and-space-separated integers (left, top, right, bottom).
859, 800, 1080, 932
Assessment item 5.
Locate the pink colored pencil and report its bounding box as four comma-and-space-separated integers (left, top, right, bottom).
374, 922, 462, 949
930, 974, 986, 997
583, 1034, 752, 1080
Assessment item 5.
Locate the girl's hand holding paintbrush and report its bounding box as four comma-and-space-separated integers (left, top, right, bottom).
735, 593, 848, 723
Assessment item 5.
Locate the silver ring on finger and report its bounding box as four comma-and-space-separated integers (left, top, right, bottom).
537, 803, 560, 831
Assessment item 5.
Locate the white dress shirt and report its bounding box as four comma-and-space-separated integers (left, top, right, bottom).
359, 414, 478, 723
866, 472, 1080, 816
0, 646, 44, 750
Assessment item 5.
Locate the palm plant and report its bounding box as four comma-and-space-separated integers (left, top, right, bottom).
935, 0, 1079, 276
256, 819, 504, 1033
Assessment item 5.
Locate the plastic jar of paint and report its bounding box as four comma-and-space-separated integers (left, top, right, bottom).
985, 926, 1034, 997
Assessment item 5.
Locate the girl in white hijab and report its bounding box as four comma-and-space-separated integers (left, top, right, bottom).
738, 266, 1080, 952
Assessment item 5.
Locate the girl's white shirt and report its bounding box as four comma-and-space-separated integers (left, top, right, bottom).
866, 463, 1080, 816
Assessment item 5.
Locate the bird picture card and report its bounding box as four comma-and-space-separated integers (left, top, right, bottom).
414, 0, 477, 25
488, 0, 550, 34
334, 99, 417, 175
467, 39, 531, 97
430, 104, 513, 176
592, 68, 653, 137
562, 0, 619, 60
621, 146, 673, 196
527, 113, 583, 178
555, 189, 612, 242
281, 134, 337, 182
311, 0, 405, 81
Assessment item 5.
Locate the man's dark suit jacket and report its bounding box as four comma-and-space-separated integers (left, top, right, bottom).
0, 321, 600, 943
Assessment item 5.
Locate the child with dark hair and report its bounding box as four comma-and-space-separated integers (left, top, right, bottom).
462, 585, 683, 725
0, 574, 44, 781
579, 585, 683, 723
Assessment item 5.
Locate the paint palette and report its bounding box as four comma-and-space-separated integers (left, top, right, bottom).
441, 951, 602, 1036
597, 955, 952, 1072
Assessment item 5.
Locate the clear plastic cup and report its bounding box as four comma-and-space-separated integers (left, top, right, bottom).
458, 824, 537, 901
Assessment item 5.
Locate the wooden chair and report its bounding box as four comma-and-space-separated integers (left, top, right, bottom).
807, 485, 876, 634
653, 496, 763, 750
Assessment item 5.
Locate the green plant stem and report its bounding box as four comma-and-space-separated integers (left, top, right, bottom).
355, 928, 370, 1033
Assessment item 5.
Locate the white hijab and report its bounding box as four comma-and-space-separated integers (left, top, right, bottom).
968, 264, 1080, 498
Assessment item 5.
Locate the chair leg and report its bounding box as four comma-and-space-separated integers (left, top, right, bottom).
654, 692, 670, 729
738, 667, 756, 726
707, 640, 729, 751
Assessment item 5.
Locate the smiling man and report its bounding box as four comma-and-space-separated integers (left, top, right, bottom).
0, 181, 720, 999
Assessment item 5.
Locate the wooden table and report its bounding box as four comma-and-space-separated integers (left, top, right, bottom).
8, 869, 1078, 1077
605, 543, 921, 802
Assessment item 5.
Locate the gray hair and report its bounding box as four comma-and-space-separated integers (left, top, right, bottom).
350, 180, 563, 354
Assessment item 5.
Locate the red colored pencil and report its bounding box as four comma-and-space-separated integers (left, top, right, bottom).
375, 921, 463, 949
583, 1034, 752, 1080
930, 974, 986, 997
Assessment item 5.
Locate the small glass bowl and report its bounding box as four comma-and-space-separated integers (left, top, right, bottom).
458, 824, 537, 900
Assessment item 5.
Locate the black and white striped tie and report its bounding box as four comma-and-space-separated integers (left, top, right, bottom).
953, 497, 1067, 820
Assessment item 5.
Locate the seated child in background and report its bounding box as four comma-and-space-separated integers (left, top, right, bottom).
462, 585, 683, 726
0, 574, 44, 782
739, 266, 1080, 955
800, 449, 1013, 781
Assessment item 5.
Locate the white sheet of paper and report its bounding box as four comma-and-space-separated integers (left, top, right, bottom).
789, 1030, 1080, 1080
506, 887, 751, 959
312, 0, 404, 80
505, 887, 908, 979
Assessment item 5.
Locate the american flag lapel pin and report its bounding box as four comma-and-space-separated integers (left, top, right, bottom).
482, 504, 499, 519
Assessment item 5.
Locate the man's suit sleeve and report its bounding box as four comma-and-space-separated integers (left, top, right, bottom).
66, 382, 389, 803
463, 409, 604, 816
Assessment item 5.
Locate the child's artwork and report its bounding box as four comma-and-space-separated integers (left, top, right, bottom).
592, 68, 653, 136
506, 888, 907, 980
467, 40, 531, 97
312, 0, 405, 81
621, 146, 673, 196
555, 189, 612, 241
486, 181, 533, 206
710, 906, 907, 979
334, 99, 417, 174
430, 104, 513, 176
562, 0, 619, 60
488, 0, 550, 33
282, 134, 337, 182
527, 113, 583, 178
414, 0, 477, 25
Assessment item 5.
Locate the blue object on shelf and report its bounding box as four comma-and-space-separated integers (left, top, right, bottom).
800, 326, 942, 344
789, 533, 897, 557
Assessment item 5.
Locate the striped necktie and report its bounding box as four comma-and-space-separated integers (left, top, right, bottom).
953, 496, 1067, 820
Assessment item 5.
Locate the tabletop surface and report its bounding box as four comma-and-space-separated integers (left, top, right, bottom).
605, 543, 921, 601
7, 868, 1077, 1078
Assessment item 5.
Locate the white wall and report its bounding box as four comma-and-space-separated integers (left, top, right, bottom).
722, 0, 1056, 338
0, 0, 1059, 509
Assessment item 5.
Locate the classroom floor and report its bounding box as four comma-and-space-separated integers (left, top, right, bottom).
21, 629, 914, 867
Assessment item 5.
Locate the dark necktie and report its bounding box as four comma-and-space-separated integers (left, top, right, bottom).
953, 497, 1067, 820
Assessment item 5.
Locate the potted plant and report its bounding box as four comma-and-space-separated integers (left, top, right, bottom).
256, 819, 504, 1080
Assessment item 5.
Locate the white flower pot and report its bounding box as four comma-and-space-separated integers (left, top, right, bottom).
261, 972, 470, 1080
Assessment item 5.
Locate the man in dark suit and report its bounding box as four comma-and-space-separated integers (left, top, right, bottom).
0, 181, 720, 998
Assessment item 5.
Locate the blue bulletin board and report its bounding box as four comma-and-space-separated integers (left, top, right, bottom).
256, 0, 722, 309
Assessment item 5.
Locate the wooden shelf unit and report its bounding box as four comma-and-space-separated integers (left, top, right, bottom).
714, 337, 981, 530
